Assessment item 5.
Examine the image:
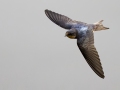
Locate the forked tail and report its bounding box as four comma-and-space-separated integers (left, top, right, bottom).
93, 20, 109, 31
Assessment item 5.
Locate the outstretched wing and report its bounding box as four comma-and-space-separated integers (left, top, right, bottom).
45, 9, 86, 29
77, 30, 105, 78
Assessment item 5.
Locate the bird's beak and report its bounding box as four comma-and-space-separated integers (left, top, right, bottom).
65, 32, 68, 37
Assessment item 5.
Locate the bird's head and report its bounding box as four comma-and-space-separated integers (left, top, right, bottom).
65, 30, 77, 39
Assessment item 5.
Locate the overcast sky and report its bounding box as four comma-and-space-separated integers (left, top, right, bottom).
0, 0, 120, 90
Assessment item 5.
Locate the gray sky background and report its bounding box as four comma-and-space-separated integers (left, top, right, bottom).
0, 0, 120, 90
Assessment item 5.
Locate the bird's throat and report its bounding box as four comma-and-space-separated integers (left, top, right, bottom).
67, 35, 76, 39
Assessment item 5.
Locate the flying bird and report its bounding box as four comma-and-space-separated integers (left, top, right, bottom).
45, 9, 109, 79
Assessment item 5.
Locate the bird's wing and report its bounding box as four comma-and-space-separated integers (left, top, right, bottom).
77, 30, 105, 78
45, 9, 86, 29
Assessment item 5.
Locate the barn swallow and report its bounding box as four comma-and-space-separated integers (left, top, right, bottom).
45, 9, 109, 79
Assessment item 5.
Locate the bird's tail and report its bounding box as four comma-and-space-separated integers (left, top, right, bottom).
93, 20, 109, 31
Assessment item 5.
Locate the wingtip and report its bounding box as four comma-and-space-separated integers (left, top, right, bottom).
102, 76, 105, 79
100, 74, 105, 79
44, 9, 51, 16
95, 71, 105, 79
45, 9, 48, 12
44, 9, 53, 15
45, 9, 51, 13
